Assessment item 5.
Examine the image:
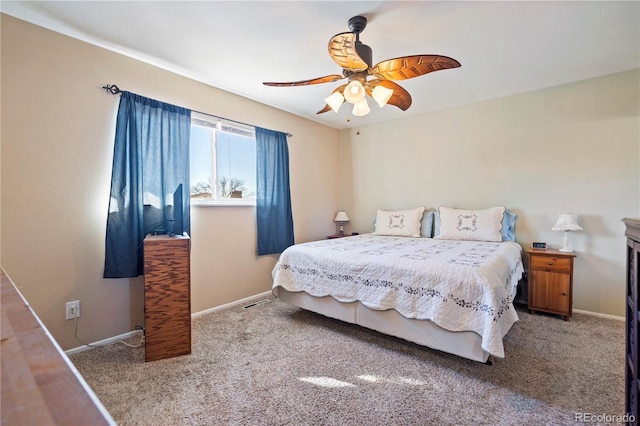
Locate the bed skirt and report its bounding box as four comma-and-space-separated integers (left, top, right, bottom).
274, 287, 490, 363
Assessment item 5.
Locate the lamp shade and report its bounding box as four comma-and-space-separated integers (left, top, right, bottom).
372, 85, 394, 108
352, 98, 370, 117
343, 80, 366, 104
324, 92, 344, 113
552, 213, 583, 232
334, 211, 350, 222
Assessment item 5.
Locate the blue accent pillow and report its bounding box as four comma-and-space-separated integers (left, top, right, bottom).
501, 210, 517, 241
433, 209, 517, 241
421, 210, 435, 237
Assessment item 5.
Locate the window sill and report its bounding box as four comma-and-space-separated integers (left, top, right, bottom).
191, 199, 256, 207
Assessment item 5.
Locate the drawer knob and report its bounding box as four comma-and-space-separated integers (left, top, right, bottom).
561, 292, 567, 296
547, 262, 554, 265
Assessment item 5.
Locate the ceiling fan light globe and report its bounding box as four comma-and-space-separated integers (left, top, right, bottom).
324, 92, 344, 113
352, 98, 370, 116
344, 80, 366, 104
372, 85, 394, 108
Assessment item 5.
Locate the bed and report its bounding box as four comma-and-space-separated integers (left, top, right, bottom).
271, 206, 525, 363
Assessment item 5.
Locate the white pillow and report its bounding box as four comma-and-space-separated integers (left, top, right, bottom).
372, 207, 425, 237
435, 206, 505, 242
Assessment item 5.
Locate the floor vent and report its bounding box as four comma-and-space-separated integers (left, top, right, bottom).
243, 299, 271, 309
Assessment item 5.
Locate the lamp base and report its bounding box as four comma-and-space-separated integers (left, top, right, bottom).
559, 231, 573, 252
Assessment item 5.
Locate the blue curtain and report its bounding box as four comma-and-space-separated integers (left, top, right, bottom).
256, 127, 294, 255
104, 92, 191, 278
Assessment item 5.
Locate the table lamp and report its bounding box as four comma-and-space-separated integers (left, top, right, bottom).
334, 211, 350, 236
552, 213, 583, 252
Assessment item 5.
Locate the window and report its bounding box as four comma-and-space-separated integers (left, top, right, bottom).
189, 114, 256, 205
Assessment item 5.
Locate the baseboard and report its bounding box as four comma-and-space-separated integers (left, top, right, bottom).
573, 309, 624, 321
65, 330, 143, 356
191, 290, 273, 318
516, 301, 623, 322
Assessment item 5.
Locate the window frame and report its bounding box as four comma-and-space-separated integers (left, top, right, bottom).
189, 113, 257, 207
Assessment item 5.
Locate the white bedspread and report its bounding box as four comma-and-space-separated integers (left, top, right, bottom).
272, 234, 524, 358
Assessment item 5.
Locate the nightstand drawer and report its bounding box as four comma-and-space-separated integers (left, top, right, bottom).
530, 256, 572, 273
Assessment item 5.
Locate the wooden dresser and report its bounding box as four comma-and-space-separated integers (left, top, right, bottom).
143, 234, 191, 362
624, 218, 640, 423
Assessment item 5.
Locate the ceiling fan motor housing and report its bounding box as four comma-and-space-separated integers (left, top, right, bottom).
355, 43, 372, 69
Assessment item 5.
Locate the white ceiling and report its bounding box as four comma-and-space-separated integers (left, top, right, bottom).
2, 1, 639, 130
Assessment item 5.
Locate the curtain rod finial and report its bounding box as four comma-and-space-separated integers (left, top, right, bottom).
102, 84, 121, 95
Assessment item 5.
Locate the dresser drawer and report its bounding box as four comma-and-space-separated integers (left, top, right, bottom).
530, 255, 572, 273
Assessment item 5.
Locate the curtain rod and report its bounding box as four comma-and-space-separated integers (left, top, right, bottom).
102, 84, 293, 137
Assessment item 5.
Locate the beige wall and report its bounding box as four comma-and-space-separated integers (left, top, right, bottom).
340, 69, 640, 317
1, 15, 340, 350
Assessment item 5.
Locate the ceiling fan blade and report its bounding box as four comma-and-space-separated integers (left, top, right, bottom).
367, 80, 412, 111
316, 105, 332, 114
328, 32, 369, 71
263, 74, 344, 87
372, 55, 461, 80
317, 84, 347, 114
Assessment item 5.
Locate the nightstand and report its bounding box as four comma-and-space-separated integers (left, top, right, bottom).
526, 248, 576, 321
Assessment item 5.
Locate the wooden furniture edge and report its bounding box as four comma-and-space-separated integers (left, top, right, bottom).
623, 217, 640, 241
525, 247, 577, 257
1, 268, 115, 425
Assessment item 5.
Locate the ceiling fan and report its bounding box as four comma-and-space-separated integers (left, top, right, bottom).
263, 15, 461, 117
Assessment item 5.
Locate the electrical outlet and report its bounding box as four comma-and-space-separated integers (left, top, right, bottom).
65, 300, 80, 320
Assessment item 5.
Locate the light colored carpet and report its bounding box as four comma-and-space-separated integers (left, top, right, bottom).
70, 296, 624, 425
